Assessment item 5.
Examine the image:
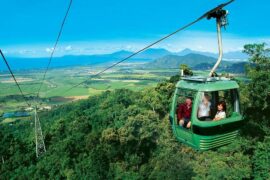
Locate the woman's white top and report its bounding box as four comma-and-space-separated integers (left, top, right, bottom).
198, 102, 211, 118
214, 111, 226, 119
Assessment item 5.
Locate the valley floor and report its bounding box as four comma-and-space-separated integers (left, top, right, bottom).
0, 64, 179, 114
0, 63, 247, 120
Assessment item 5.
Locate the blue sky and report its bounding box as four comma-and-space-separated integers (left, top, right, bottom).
0, 0, 269, 57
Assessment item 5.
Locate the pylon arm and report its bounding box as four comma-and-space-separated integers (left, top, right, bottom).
209, 18, 223, 77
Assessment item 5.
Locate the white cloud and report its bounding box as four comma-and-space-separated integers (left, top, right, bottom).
45, 47, 54, 53
65, 45, 72, 51
149, 31, 270, 53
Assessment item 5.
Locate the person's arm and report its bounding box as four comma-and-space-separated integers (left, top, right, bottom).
213, 117, 221, 121
213, 112, 226, 121
213, 112, 219, 121
207, 102, 211, 117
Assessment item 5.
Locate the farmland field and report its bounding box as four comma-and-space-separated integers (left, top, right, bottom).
0, 62, 246, 116
0, 64, 180, 113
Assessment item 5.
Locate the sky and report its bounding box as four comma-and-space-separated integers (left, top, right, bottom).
0, 0, 270, 57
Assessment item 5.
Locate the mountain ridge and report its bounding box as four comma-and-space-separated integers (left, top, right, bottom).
145, 53, 247, 73
0, 48, 248, 71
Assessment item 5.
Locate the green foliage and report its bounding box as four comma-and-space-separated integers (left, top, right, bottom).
252, 137, 270, 179
148, 149, 194, 180
180, 64, 193, 76
0, 43, 270, 179
243, 43, 270, 65
193, 146, 252, 180
241, 43, 270, 136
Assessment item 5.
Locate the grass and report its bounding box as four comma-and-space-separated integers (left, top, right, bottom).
88, 87, 106, 96
0, 116, 32, 124
0, 65, 178, 112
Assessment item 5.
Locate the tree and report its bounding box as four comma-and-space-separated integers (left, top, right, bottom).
141, 88, 164, 114
192, 151, 251, 179
252, 136, 270, 179
180, 64, 193, 76
242, 43, 270, 135
148, 150, 194, 180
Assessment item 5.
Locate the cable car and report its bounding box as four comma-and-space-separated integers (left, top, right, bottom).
169, 8, 244, 150
169, 77, 244, 150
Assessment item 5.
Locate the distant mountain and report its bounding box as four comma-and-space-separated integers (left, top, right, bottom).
222, 51, 249, 61
0, 52, 151, 71
0, 48, 173, 71
108, 50, 133, 58
147, 53, 247, 73
177, 48, 248, 61
147, 53, 217, 68
108, 48, 171, 60
177, 48, 194, 56
177, 48, 218, 58
192, 62, 247, 73
0, 55, 115, 71
0, 48, 248, 71
193, 63, 215, 70
223, 62, 248, 73
136, 48, 171, 59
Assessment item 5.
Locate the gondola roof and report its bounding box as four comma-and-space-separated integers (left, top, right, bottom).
176, 76, 239, 91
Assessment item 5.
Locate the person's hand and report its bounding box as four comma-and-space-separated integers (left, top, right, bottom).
187, 121, 191, 128
179, 119, 184, 126
213, 117, 220, 121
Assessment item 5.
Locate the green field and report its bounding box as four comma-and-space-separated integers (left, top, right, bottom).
0, 65, 180, 113
0, 64, 246, 114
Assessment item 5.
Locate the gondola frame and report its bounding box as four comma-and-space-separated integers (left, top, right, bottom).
169, 77, 244, 150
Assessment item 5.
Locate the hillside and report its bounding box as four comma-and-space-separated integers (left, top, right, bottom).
147, 53, 217, 68
177, 48, 248, 60
146, 53, 247, 73
0, 73, 269, 179
0, 48, 172, 71
192, 61, 248, 73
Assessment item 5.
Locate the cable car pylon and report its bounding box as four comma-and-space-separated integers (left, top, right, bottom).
34, 107, 46, 157
208, 9, 229, 77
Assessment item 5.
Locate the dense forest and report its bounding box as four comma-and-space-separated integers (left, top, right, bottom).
0, 43, 269, 179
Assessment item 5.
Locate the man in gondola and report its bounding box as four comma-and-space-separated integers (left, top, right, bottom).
177, 98, 192, 128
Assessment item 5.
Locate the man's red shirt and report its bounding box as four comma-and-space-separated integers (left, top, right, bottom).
177, 103, 192, 121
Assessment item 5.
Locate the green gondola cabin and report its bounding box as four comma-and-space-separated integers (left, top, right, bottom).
169, 76, 244, 150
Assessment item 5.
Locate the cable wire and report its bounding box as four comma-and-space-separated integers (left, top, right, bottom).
63, 0, 234, 94
0, 50, 31, 107
36, 0, 73, 98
